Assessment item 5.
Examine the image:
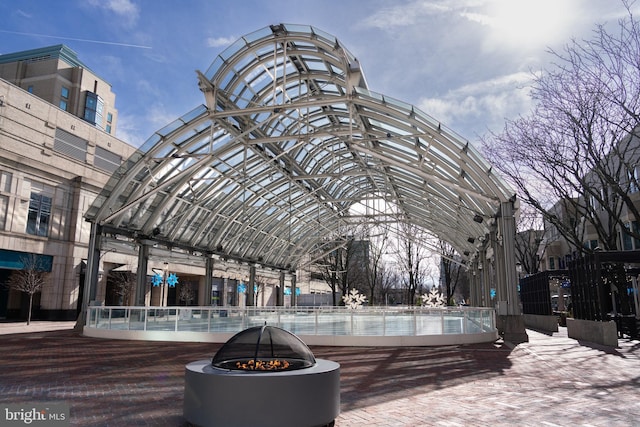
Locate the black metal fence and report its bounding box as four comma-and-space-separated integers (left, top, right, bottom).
568, 251, 639, 338
519, 270, 568, 316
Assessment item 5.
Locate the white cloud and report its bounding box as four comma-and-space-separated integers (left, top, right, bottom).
15, 9, 32, 19
417, 72, 535, 138
359, 1, 452, 29
116, 103, 179, 148
206, 36, 237, 48
86, 0, 139, 27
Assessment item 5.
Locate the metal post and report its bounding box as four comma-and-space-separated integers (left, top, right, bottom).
247, 265, 256, 306
205, 256, 214, 306
278, 271, 285, 306
135, 242, 150, 306
291, 272, 297, 307
76, 222, 101, 329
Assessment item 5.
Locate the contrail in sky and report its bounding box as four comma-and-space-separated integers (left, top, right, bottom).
0, 29, 152, 49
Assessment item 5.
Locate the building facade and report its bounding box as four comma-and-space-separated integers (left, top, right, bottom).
0, 77, 135, 319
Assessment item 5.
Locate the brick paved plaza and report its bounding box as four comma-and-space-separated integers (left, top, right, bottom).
0, 322, 639, 426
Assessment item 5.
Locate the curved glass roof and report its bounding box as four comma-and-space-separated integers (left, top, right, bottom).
86, 23, 515, 270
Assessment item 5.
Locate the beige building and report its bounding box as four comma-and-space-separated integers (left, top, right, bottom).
0, 44, 117, 135
0, 77, 136, 319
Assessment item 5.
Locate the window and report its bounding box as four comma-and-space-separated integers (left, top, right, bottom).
0, 195, 7, 231
0, 171, 11, 193
27, 85, 33, 93
27, 192, 51, 237
549, 257, 555, 270
60, 86, 69, 111
106, 112, 113, 134
630, 166, 639, 193
84, 92, 104, 127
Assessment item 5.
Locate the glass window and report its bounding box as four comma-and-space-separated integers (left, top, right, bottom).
549, 257, 555, 270
26, 192, 51, 237
84, 92, 104, 127
633, 221, 640, 250
630, 166, 639, 193
59, 100, 67, 111
0, 171, 11, 193
61, 86, 69, 99
0, 195, 7, 231
107, 112, 113, 123
27, 85, 34, 93
106, 124, 112, 134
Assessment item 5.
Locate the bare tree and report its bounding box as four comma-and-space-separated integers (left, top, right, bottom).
514, 205, 546, 275
314, 243, 349, 306
179, 283, 195, 306
362, 232, 389, 305
372, 262, 397, 305
6, 254, 49, 324
482, 1, 640, 253
395, 223, 431, 306
439, 240, 463, 306
108, 269, 135, 305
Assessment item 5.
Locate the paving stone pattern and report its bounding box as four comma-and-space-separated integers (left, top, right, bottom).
0, 322, 638, 426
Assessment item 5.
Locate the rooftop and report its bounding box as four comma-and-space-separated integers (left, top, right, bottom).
0, 44, 94, 73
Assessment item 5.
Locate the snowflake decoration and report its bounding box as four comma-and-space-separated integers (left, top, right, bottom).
342, 289, 367, 309
151, 273, 163, 287
421, 288, 445, 307
166, 273, 179, 288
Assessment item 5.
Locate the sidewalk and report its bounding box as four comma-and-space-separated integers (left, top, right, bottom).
0, 323, 638, 426
0, 320, 76, 335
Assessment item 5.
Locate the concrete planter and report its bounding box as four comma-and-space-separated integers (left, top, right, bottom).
567, 318, 618, 347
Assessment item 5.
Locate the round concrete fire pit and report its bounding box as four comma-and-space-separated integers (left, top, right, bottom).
183, 325, 340, 427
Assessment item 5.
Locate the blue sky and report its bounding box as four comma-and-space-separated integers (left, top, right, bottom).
0, 0, 633, 147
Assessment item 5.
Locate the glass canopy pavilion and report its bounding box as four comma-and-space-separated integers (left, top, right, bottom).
83, 24, 521, 321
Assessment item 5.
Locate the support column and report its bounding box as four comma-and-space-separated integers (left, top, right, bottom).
205, 256, 214, 306
222, 278, 228, 307
135, 242, 150, 306
290, 272, 297, 307
479, 249, 490, 308
278, 271, 285, 306
492, 225, 507, 311
247, 265, 256, 306
75, 222, 101, 329
496, 200, 528, 343
469, 260, 480, 307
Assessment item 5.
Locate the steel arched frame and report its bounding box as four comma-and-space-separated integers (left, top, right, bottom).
86, 23, 515, 272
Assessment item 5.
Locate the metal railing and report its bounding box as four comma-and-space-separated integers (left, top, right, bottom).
86, 306, 496, 337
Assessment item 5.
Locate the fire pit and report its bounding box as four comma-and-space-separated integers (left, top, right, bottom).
184, 325, 340, 427
211, 324, 316, 371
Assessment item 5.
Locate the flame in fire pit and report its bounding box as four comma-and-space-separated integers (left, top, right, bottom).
235, 358, 291, 371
